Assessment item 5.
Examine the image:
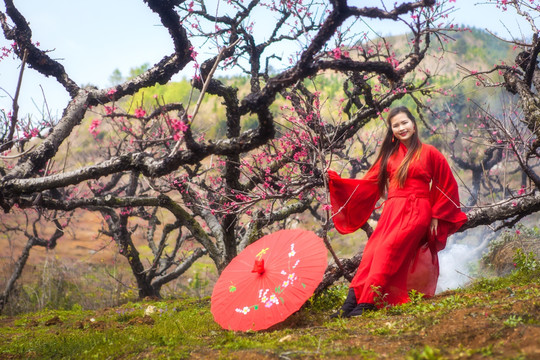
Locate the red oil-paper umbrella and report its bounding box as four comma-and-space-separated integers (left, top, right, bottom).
211, 229, 328, 331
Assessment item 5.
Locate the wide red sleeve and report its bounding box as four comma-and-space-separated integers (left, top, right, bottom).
407, 147, 468, 298
327, 164, 380, 234
428, 146, 468, 251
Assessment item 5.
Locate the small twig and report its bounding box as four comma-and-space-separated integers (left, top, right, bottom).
455, 269, 475, 281
192, 40, 241, 121
104, 267, 138, 291
170, 39, 241, 156
0, 49, 28, 154
12, 49, 28, 121
0, 143, 36, 159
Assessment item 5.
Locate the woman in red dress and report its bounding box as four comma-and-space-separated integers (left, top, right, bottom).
328, 106, 467, 317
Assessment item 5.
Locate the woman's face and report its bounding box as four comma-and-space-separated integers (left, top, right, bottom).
390, 112, 415, 147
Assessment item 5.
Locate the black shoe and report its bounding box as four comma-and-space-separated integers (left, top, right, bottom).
330, 288, 357, 319
346, 303, 377, 317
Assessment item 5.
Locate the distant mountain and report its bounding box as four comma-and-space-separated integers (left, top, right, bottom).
114, 28, 516, 140
389, 27, 515, 85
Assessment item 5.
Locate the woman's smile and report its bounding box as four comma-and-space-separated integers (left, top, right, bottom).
390, 113, 415, 146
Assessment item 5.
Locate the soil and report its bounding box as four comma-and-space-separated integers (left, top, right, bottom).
249, 284, 540, 359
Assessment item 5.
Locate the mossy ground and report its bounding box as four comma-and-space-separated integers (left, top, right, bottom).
1, 266, 539, 360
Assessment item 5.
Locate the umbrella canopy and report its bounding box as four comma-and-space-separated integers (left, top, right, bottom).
211, 229, 328, 331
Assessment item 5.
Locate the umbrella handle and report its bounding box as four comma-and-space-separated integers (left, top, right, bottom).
251, 259, 265, 275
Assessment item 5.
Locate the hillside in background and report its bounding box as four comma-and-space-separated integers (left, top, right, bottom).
119, 28, 518, 139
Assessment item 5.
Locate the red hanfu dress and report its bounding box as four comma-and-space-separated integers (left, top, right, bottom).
328, 143, 467, 307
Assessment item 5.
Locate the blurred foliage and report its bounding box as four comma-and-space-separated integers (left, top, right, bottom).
481, 224, 540, 276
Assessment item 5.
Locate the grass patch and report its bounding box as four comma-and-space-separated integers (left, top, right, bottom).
1, 253, 539, 359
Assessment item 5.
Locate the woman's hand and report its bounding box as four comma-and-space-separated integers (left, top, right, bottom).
430, 218, 438, 236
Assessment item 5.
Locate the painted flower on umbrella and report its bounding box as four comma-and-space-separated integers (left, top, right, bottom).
235, 243, 302, 314
265, 294, 279, 308
260, 289, 269, 303
236, 306, 250, 315
256, 289, 280, 308
288, 244, 296, 257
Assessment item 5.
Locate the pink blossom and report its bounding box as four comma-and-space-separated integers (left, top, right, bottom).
178, 121, 188, 132
171, 119, 188, 133
23, 128, 39, 139
104, 105, 116, 115
134, 108, 146, 118
386, 55, 399, 69
189, 46, 198, 60
89, 118, 101, 137
331, 47, 342, 59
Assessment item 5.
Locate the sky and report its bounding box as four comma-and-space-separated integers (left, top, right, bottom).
0, 0, 536, 119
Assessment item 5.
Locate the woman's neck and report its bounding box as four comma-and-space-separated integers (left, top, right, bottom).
400, 139, 411, 148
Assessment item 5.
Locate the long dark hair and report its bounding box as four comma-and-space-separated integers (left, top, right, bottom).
371, 106, 422, 196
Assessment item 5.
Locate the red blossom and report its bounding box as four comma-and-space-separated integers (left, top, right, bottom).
134, 108, 146, 118
189, 46, 198, 60
386, 54, 400, 68
104, 105, 116, 115
89, 118, 101, 137
331, 47, 342, 59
